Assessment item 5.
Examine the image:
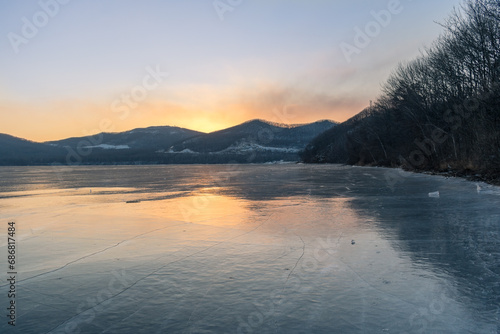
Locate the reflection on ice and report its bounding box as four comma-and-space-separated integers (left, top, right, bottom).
0, 165, 498, 333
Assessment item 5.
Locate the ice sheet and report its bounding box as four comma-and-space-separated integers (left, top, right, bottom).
0, 165, 499, 333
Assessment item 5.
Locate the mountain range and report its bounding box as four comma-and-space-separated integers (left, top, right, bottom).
0, 119, 336, 165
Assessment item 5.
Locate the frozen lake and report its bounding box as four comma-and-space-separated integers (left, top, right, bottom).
0, 164, 499, 333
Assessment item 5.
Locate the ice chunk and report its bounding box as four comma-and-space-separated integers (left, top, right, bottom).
428, 191, 440, 198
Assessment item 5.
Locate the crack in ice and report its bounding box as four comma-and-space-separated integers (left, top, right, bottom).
274, 233, 306, 333
44, 215, 273, 334
0, 222, 189, 288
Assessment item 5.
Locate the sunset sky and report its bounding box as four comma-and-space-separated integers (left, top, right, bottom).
1, 0, 462, 142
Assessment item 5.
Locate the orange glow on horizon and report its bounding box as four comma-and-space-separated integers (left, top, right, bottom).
0, 95, 365, 142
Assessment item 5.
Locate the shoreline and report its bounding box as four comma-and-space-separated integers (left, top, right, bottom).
350, 162, 500, 187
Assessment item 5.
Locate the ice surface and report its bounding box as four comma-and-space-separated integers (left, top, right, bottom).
0, 165, 499, 333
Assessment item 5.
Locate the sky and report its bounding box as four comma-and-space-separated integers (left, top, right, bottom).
0, 0, 463, 142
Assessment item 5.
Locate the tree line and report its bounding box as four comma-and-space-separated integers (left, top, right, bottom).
302, 0, 500, 181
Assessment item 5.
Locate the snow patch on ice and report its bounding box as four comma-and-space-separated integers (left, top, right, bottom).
428, 191, 440, 198
84, 144, 130, 150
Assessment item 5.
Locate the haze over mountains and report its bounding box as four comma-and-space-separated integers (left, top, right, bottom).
0, 119, 335, 165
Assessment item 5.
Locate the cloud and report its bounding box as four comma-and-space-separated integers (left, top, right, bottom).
234, 83, 367, 124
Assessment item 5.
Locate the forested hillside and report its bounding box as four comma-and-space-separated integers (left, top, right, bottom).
0, 134, 66, 165
171, 119, 335, 153
302, 0, 500, 183
0, 120, 334, 165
